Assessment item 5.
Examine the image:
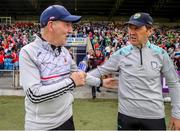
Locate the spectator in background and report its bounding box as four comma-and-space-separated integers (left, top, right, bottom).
11, 47, 19, 70
87, 12, 180, 130
87, 48, 105, 99
174, 47, 180, 75
0, 47, 4, 76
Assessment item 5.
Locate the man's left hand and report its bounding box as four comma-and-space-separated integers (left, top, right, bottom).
103, 77, 118, 89
169, 116, 180, 130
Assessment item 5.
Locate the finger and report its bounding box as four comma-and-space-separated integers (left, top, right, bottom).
111, 85, 118, 88
175, 127, 180, 130
112, 79, 118, 83
168, 120, 174, 130
109, 77, 118, 81
81, 78, 85, 86
110, 80, 118, 85
82, 72, 86, 78
77, 72, 82, 79
78, 72, 86, 78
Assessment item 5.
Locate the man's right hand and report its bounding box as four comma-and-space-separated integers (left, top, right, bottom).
70, 71, 86, 87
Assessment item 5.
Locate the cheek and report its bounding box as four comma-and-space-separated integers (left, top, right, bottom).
138, 31, 146, 38
56, 29, 65, 38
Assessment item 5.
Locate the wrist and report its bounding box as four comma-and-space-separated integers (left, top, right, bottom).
70, 78, 76, 88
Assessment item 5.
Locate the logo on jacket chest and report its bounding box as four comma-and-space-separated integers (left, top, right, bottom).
151, 61, 158, 70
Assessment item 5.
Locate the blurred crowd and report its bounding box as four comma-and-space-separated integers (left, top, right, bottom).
76, 23, 180, 73
0, 23, 39, 70
0, 22, 180, 72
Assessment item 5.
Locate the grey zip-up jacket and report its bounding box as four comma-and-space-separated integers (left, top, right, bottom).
19, 35, 79, 130
88, 41, 180, 119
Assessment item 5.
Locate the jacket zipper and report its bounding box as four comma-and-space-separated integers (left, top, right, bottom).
139, 45, 143, 65
139, 48, 143, 65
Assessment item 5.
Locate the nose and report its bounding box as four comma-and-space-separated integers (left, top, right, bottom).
68, 24, 73, 33
129, 29, 136, 36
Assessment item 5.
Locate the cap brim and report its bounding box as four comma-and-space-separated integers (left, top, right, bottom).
125, 20, 145, 27
62, 15, 82, 23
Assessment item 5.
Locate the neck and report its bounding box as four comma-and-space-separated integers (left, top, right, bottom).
136, 44, 144, 49
41, 32, 59, 47
136, 40, 148, 48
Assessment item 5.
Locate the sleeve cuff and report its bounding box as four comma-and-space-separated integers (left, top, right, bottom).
69, 78, 76, 88
99, 77, 103, 87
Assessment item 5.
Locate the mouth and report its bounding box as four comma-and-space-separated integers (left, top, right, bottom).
65, 35, 69, 40
130, 36, 137, 41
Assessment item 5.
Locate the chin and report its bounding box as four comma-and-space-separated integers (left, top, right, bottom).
131, 41, 137, 45
62, 42, 67, 46
59, 40, 66, 45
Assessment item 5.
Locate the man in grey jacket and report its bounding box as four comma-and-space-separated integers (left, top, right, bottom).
87, 13, 180, 130
19, 5, 116, 130
19, 5, 86, 130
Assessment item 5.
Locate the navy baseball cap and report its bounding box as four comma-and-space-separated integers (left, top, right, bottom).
125, 13, 153, 27
40, 5, 82, 28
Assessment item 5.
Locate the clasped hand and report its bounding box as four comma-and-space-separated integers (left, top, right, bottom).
70, 72, 118, 89
70, 71, 86, 87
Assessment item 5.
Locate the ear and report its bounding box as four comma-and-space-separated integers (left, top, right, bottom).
47, 21, 54, 32
147, 28, 153, 37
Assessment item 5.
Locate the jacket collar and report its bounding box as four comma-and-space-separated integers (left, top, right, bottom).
36, 34, 62, 54
132, 40, 151, 50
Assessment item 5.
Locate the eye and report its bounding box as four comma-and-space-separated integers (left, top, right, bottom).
64, 22, 70, 26
135, 26, 141, 30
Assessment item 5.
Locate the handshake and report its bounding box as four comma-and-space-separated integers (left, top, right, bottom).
70, 71, 118, 89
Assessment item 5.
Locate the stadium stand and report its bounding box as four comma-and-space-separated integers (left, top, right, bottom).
0, 1, 179, 99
